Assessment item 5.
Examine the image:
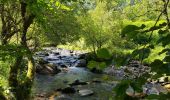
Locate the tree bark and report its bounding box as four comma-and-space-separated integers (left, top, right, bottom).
8, 55, 23, 99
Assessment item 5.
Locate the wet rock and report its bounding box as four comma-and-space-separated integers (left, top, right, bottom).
38, 58, 49, 65
53, 52, 60, 55
56, 95, 72, 100
126, 86, 146, 98
92, 79, 102, 83
91, 68, 102, 74
126, 86, 134, 96
143, 83, 168, 95
79, 89, 94, 96
58, 56, 62, 59
61, 68, 69, 73
155, 84, 168, 94
36, 52, 49, 57
104, 66, 115, 75
36, 63, 61, 75
75, 59, 87, 67
77, 54, 86, 59
147, 87, 159, 95
69, 80, 87, 86
60, 64, 68, 68
57, 87, 76, 94
46, 58, 58, 61
70, 50, 74, 53
44, 53, 49, 56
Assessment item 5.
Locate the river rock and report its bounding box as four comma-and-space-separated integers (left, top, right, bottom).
69, 80, 88, 86
53, 52, 60, 55
56, 95, 72, 100
126, 86, 134, 96
91, 68, 102, 74
143, 83, 168, 95
36, 51, 49, 57
57, 87, 76, 94
77, 54, 86, 59
38, 58, 49, 65
92, 79, 102, 83
75, 59, 87, 67
60, 64, 68, 68
46, 58, 58, 61
70, 50, 74, 53
36, 63, 61, 75
164, 83, 170, 89
147, 87, 159, 95
79, 89, 94, 96
104, 66, 115, 75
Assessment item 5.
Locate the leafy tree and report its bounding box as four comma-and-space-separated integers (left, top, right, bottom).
0, 0, 81, 99
115, 0, 170, 99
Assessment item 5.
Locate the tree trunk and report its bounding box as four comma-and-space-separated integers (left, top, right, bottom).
8, 56, 23, 99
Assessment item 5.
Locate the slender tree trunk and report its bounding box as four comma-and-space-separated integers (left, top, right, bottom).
16, 1, 36, 99
8, 55, 23, 100
21, 53, 35, 100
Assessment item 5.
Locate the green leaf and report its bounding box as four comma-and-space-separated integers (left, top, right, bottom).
150, 59, 170, 77
158, 29, 168, 35
157, 34, 170, 47
98, 62, 106, 70
150, 59, 163, 72
158, 48, 170, 55
114, 80, 131, 99
148, 44, 154, 49
87, 60, 97, 69
96, 48, 111, 59
121, 25, 141, 37
164, 56, 170, 62
132, 48, 151, 60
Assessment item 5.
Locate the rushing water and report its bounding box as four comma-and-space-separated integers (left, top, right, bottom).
33, 48, 118, 100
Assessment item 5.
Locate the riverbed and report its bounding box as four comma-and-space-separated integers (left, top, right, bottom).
33, 47, 118, 100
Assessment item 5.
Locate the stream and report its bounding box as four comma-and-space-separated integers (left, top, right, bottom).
33, 47, 119, 100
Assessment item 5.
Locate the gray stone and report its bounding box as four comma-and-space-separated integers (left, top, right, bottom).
79, 89, 94, 96
148, 87, 159, 95
126, 86, 134, 96
75, 59, 87, 67
77, 54, 86, 59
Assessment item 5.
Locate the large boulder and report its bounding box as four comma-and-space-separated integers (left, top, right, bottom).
75, 59, 87, 67
77, 54, 86, 59
36, 63, 61, 75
